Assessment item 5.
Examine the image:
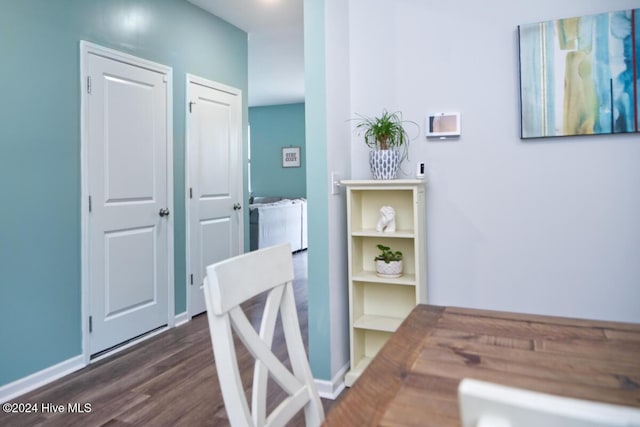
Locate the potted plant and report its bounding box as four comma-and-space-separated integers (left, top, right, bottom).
354, 110, 418, 180
374, 244, 403, 278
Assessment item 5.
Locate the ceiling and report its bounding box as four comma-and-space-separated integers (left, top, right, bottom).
187, 0, 304, 107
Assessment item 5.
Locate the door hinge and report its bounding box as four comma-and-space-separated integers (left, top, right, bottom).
88, 196, 92, 212
189, 101, 195, 113
87, 76, 92, 94
189, 187, 193, 199
190, 274, 194, 285
89, 316, 93, 333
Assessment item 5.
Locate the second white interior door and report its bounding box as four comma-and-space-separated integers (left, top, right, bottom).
187, 76, 243, 316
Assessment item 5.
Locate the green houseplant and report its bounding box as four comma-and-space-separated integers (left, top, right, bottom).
354, 110, 417, 180
374, 244, 403, 278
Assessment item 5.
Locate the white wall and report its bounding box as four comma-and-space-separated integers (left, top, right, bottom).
347, 0, 640, 322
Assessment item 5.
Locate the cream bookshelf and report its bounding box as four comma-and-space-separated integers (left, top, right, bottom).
342, 180, 427, 387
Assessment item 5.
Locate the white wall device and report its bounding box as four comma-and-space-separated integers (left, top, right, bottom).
426, 112, 460, 139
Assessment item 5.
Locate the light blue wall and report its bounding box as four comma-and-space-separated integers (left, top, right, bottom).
0, 0, 247, 386
304, 0, 332, 380
249, 103, 307, 198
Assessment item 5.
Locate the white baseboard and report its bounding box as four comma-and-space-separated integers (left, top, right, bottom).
315, 362, 348, 400
0, 355, 85, 404
1, 316, 193, 404
174, 311, 190, 327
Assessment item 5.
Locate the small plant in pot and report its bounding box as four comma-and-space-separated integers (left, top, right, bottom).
374, 244, 403, 278
354, 110, 418, 180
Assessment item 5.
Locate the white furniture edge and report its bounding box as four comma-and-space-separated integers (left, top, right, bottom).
340, 179, 427, 185
459, 378, 640, 427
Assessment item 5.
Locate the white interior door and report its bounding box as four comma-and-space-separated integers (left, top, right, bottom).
84, 45, 172, 356
187, 76, 243, 317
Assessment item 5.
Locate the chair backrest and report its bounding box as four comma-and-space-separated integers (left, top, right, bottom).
203, 243, 324, 427
458, 378, 640, 427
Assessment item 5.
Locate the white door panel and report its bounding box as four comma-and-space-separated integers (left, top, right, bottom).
86, 50, 170, 355
199, 100, 231, 196
104, 227, 156, 316
103, 75, 156, 201
200, 218, 232, 294
187, 77, 243, 316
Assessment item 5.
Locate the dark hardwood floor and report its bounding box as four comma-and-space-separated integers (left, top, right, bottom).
1, 251, 341, 426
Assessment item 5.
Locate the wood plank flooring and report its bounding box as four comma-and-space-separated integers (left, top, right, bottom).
1, 251, 339, 426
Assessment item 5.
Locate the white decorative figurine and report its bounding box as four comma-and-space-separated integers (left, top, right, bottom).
376, 206, 396, 233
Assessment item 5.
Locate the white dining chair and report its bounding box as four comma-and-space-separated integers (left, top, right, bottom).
203, 243, 324, 427
458, 378, 640, 427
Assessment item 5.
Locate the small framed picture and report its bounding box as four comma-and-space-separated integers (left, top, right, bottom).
426, 112, 460, 138
282, 146, 301, 168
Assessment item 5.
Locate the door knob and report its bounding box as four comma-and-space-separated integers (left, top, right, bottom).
233, 203, 242, 211
159, 208, 170, 217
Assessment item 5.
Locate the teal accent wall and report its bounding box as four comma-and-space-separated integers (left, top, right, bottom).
249, 103, 306, 198
304, 0, 332, 380
0, 0, 247, 386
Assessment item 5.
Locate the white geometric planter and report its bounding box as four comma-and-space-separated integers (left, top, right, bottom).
369, 150, 399, 180
375, 259, 403, 278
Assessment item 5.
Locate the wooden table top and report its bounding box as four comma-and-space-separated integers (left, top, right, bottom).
325, 305, 640, 426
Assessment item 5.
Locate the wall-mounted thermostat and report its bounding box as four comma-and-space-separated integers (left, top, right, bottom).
426, 112, 460, 139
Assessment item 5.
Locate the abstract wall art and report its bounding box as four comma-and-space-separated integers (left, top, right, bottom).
518, 9, 639, 138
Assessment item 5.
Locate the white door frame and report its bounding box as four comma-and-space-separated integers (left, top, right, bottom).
80, 41, 175, 364
185, 74, 243, 317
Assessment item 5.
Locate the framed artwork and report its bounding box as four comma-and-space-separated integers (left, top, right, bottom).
282, 146, 301, 168
518, 9, 639, 138
426, 112, 461, 138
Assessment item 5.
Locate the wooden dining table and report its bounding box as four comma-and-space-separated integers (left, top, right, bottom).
324, 304, 640, 426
